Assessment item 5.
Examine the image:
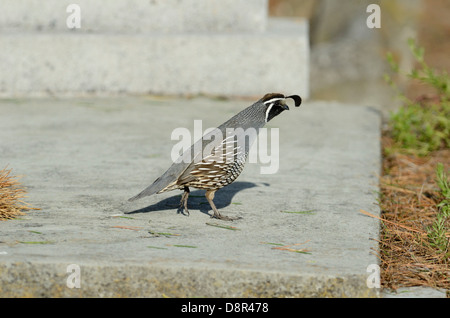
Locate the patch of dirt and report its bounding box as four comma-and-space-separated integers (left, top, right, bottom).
379, 137, 450, 290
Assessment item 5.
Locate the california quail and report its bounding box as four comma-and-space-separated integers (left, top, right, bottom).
129, 93, 302, 221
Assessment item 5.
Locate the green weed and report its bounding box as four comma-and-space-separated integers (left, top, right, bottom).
427, 163, 450, 256
385, 39, 450, 156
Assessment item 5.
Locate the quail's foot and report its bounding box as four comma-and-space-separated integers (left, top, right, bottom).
205, 190, 241, 221
211, 213, 242, 221
177, 204, 189, 216
178, 187, 190, 216
210, 207, 241, 221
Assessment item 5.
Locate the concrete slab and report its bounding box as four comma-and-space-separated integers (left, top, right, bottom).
0, 96, 381, 297
382, 287, 448, 298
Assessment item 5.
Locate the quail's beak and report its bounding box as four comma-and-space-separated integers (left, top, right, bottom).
282, 103, 289, 111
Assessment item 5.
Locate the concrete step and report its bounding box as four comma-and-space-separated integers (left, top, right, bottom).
0, 96, 381, 297
0, 18, 309, 98
382, 287, 448, 298
1, 0, 268, 33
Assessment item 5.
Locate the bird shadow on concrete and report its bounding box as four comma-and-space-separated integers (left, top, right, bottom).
124, 181, 268, 216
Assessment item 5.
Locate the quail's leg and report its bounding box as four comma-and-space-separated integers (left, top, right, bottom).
205, 190, 241, 221
179, 186, 190, 216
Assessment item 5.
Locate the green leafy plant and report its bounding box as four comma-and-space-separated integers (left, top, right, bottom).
385, 39, 450, 156
436, 163, 450, 218
427, 163, 450, 256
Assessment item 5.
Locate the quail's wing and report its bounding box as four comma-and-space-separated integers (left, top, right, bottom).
176, 119, 262, 187
176, 130, 244, 186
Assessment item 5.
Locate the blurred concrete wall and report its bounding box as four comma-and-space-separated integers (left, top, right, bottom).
270, 0, 422, 107
0, 0, 309, 98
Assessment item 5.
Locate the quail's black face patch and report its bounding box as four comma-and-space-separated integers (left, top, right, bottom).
265, 101, 287, 123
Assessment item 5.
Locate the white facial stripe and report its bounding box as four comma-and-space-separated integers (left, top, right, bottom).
265, 103, 274, 123
263, 97, 284, 105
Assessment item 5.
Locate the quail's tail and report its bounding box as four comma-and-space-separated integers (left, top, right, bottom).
128, 178, 162, 202
128, 164, 183, 202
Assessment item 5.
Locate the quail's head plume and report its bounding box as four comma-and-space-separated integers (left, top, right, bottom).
129, 93, 302, 221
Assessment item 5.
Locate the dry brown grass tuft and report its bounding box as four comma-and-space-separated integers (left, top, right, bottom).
0, 167, 38, 220
378, 135, 449, 290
